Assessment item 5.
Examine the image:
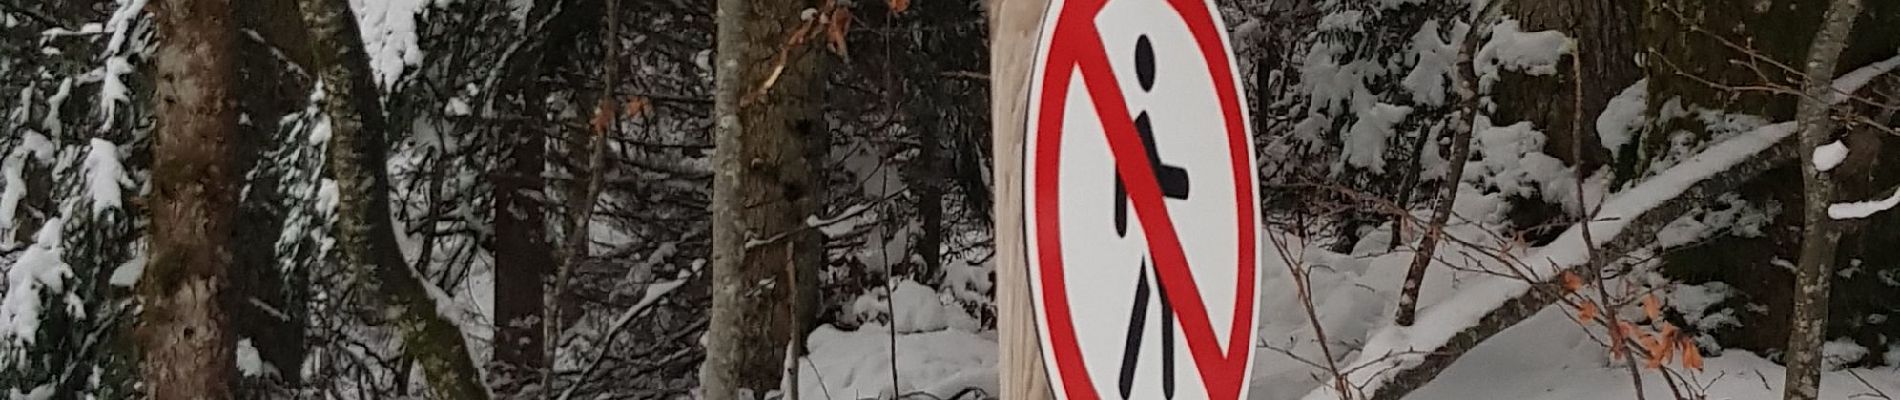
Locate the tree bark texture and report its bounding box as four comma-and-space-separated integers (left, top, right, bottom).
1783, 0, 1861, 398
141, 0, 242, 398
702, 0, 825, 396
294, 0, 491, 397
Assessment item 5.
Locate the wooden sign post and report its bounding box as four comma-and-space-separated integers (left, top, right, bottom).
991, 0, 1055, 398
997, 0, 1261, 398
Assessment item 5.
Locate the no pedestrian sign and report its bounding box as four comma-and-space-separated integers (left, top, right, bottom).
1022, 0, 1262, 398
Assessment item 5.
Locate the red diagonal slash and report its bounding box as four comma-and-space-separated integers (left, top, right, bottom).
1031, 0, 1256, 398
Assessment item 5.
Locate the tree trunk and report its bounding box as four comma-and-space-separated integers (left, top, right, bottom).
701, 0, 826, 397
491, 72, 554, 393
293, 0, 490, 397
1495, 0, 1642, 171
490, 0, 564, 392
1783, 1, 1862, 398
141, 0, 242, 398
231, 0, 314, 393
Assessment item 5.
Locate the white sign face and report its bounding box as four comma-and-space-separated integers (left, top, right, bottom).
1022, 0, 1261, 399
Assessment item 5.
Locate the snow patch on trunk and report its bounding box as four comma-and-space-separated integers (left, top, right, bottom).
1475, 18, 1574, 91
1812, 140, 1847, 172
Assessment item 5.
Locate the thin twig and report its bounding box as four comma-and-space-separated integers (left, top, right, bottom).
1395, 0, 1510, 326
0, 0, 68, 29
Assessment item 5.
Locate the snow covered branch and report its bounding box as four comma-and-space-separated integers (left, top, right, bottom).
1309, 55, 1900, 400
1828, 185, 1900, 220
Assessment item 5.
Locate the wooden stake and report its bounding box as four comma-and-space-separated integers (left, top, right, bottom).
990, 0, 1054, 398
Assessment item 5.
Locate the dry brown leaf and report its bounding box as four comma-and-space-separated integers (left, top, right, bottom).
1637, 329, 1663, 370
1637, 330, 1659, 353
1560, 271, 1583, 293
1643, 293, 1663, 322
789, 21, 814, 46
623, 96, 650, 120
590, 98, 613, 135
1609, 322, 1629, 361
889, 0, 910, 13
1577, 301, 1599, 322
1653, 334, 1676, 368
1680, 337, 1704, 370
826, 8, 852, 57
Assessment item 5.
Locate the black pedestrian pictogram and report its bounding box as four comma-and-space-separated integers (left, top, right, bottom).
1117, 34, 1186, 400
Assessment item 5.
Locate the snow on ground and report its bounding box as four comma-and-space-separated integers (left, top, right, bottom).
1298, 53, 1900, 400
800, 279, 995, 399
1252, 229, 1900, 400
801, 229, 1900, 400
790, 55, 1900, 400
799, 324, 998, 400
1408, 305, 1900, 400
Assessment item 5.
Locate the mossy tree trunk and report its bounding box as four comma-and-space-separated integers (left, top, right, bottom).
1784, 0, 1862, 398
701, 0, 826, 397
293, 0, 491, 397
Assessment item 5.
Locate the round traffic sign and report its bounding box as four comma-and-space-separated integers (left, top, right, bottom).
1022, 0, 1261, 399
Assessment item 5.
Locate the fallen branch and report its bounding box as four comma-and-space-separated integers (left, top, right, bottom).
1353, 119, 1796, 400
1306, 54, 1900, 400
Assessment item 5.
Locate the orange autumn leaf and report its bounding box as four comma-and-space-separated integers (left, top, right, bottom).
1637, 329, 1664, 370
623, 96, 650, 120
1609, 322, 1629, 360
590, 98, 614, 135
1647, 331, 1675, 370
788, 20, 815, 47
889, 0, 910, 13
1680, 337, 1705, 370
1561, 271, 1583, 293
1577, 301, 1599, 322
825, 8, 852, 57
1658, 336, 1676, 364
1643, 293, 1663, 322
